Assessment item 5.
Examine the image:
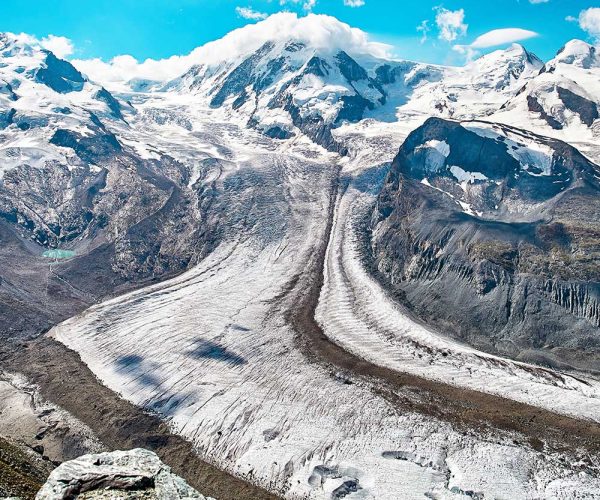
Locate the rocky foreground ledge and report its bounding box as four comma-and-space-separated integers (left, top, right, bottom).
35, 448, 213, 500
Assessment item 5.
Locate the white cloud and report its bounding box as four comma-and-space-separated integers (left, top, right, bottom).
578, 7, 600, 41
235, 6, 268, 20
344, 0, 365, 7
453, 28, 539, 61
39, 35, 74, 58
416, 20, 430, 44
435, 8, 468, 42
72, 13, 392, 88
529, 0, 549, 3
461, 28, 538, 50
279, 0, 316, 12
565, 15, 577, 23
6, 33, 75, 59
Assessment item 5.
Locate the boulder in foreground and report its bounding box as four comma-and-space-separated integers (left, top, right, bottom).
36, 448, 212, 500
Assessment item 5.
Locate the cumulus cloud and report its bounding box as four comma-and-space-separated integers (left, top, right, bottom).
72, 13, 392, 88
39, 35, 74, 58
435, 8, 468, 42
6, 32, 75, 59
453, 28, 539, 60
235, 6, 268, 20
578, 7, 600, 41
344, 0, 365, 7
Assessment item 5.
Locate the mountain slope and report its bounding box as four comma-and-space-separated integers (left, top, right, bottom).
135, 16, 540, 155
396, 43, 543, 120
371, 117, 600, 372
0, 35, 224, 340
171, 40, 393, 152
494, 40, 600, 152
168, 40, 544, 153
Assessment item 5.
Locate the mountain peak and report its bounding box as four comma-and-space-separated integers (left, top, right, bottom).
0, 32, 42, 60
0, 33, 86, 94
506, 43, 528, 55
461, 43, 543, 93
557, 39, 594, 55
553, 39, 599, 68
508, 43, 543, 65
74, 13, 395, 88
471, 43, 542, 69
190, 13, 392, 69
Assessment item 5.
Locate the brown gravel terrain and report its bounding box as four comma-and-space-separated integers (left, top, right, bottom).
0, 435, 53, 499
0, 339, 280, 500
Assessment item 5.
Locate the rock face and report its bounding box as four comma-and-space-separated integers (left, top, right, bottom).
35, 51, 86, 94
36, 449, 211, 500
371, 117, 600, 371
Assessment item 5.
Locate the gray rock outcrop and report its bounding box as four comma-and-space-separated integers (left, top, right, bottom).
36, 448, 212, 500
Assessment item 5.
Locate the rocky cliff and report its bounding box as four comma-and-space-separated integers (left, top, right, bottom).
371, 117, 600, 372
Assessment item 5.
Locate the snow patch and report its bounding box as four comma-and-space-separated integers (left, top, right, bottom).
418, 140, 450, 157
449, 165, 488, 183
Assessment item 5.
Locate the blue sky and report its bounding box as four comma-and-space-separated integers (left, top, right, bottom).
1, 0, 598, 64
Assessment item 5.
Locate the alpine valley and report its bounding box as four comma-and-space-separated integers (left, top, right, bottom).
1, 12, 600, 500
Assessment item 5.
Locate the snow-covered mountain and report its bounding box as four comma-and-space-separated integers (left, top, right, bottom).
79, 14, 541, 156
394, 43, 543, 120
0, 32, 129, 247
494, 40, 600, 152
173, 41, 386, 152
165, 39, 437, 153
158, 35, 543, 152
0, 32, 125, 136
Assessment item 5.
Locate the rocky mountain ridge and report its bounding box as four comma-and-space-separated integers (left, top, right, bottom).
371, 117, 600, 371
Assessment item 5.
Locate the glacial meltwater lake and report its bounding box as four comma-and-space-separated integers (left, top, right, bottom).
42, 249, 76, 259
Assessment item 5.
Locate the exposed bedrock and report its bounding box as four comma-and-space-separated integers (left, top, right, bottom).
371, 117, 600, 372
35, 448, 212, 500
